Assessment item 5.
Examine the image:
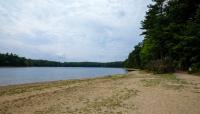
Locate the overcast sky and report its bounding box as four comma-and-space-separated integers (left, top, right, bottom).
0, 0, 152, 62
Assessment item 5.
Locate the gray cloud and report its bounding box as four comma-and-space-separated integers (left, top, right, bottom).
0, 0, 152, 62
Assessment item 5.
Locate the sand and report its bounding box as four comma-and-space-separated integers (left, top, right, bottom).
0, 70, 200, 114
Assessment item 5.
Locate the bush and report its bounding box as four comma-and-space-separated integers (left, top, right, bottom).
147, 58, 175, 74
190, 63, 200, 74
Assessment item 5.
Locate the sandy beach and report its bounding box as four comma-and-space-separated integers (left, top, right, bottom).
0, 70, 200, 114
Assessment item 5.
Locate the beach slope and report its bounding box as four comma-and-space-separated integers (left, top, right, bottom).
0, 71, 200, 114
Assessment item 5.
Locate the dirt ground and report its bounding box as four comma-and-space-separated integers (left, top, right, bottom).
0, 70, 200, 114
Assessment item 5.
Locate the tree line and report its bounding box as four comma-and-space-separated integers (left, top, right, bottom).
125, 0, 200, 73
0, 53, 123, 68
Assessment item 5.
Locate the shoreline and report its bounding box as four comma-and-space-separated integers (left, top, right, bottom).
0, 67, 128, 87
0, 73, 127, 97
0, 71, 200, 114
0, 73, 127, 87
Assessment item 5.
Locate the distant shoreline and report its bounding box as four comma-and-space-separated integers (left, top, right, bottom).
0, 53, 124, 67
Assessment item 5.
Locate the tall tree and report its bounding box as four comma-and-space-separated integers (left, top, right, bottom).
125, 0, 200, 73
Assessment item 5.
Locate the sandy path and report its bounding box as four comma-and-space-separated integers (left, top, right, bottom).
0, 71, 200, 114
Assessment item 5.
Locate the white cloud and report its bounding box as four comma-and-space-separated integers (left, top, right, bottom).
0, 0, 151, 62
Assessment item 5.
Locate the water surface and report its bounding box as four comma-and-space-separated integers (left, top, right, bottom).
0, 67, 127, 86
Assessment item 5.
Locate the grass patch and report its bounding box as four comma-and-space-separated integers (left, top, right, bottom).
141, 79, 161, 87
157, 74, 179, 81
157, 73, 187, 84
139, 70, 151, 74
36, 88, 139, 114
156, 74, 187, 90
0, 80, 83, 96
140, 73, 187, 90
164, 84, 184, 90
79, 88, 138, 113
107, 74, 126, 80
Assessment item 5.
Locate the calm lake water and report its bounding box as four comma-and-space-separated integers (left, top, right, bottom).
0, 67, 127, 86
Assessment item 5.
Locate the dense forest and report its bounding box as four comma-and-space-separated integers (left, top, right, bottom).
0, 53, 123, 68
125, 0, 200, 73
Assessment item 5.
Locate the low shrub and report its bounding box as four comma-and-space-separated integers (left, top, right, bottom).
189, 63, 200, 74
147, 58, 175, 74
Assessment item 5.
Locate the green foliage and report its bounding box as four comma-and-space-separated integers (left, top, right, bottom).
0, 53, 123, 67
125, 0, 200, 73
147, 58, 174, 73
124, 43, 142, 68
190, 63, 200, 73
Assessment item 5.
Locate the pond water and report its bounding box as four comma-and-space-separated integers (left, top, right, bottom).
0, 67, 127, 86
